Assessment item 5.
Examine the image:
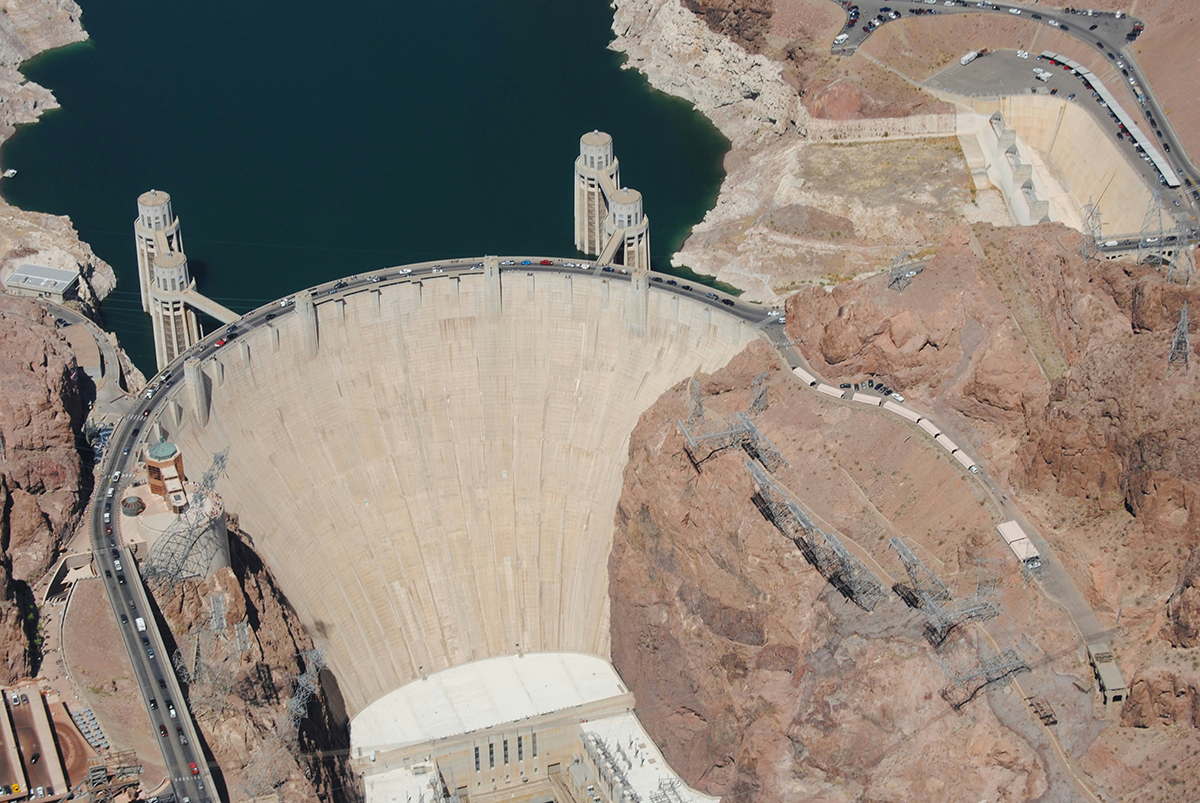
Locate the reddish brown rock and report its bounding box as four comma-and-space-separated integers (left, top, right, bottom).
1121, 669, 1200, 729
0, 296, 86, 682
154, 529, 350, 802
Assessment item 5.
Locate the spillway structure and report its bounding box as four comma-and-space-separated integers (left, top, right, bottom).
147, 257, 756, 802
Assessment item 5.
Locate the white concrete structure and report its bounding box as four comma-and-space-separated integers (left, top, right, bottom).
955, 95, 1155, 236
352, 653, 715, 803
574, 132, 651, 271
153, 270, 757, 719
2, 262, 79, 303
134, 190, 238, 370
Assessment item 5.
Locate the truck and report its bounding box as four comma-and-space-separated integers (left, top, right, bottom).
960, 51, 979, 66
135, 617, 146, 632
997, 521, 1042, 569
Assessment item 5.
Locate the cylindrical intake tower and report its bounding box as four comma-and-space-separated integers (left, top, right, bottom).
574, 131, 621, 256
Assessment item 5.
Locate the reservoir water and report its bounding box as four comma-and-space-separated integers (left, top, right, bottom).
1, 0, 729, 372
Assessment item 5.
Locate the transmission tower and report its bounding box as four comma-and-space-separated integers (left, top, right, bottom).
678, 383, 787, 473
1079, 199, 1103, 261
1168, 302, 1191, 377
748, 372, 768, 417
939, 647, 1030, 710
1166, 246, 1194, 285
747, 460, 887, 610
143, 447, 230, 590
687, 378, 703, 425
284, 646, 327, 738
1137, 186, 1168, 266
888, 538, 997, 647
887, 250, 923, 293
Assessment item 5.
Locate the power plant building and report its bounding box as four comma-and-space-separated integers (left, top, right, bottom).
574, 132, 651, 271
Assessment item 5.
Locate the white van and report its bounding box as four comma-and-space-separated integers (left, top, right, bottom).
834, 33, 849, 45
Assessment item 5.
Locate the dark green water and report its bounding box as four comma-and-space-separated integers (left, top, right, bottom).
1, 0, 730, 372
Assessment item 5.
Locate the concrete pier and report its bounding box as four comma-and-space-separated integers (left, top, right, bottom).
184, 357, 209, 428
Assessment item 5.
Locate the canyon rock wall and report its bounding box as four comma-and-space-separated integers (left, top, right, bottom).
156, 526, 352, 802
0, 0, 117, 302
611, 0, 806, 147
609, 341, 1056, 802
0, 296, 85, 681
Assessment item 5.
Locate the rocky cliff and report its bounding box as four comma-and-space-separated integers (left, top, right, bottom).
609, 342, 1060, 802
784, 223, 1200, 595
0, 0, 117, 302
155, 525, 353, 802
0, 296, 85, 681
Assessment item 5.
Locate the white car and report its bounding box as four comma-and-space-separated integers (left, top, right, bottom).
1016, 50, 1028, 59
1009, 7, 1021, 14
969, 465, 981, 474
1048, 19, 1060, 27
890, 392, 905, 403
111, 470, 121, 482
399, 268, 413, 275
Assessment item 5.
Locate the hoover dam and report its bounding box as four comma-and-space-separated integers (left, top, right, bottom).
143, 260, 759, 797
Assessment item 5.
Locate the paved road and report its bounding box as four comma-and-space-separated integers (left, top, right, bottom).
763, 320, 1110, 649
91, 448, 213, 801
36, 299, 136, 421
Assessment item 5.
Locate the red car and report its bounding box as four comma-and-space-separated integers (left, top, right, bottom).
190, 762, 199, 775
539, 259, 553, 266
159, 725, 168, 738
105, 526, 112, 535
215, 337, 227, 347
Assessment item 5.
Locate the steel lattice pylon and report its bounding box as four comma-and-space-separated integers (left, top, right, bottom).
1137, 185, 1168, 266
1168, 301, 1191, 377
1079, 199, 1102, 261
747, 460, 887, 610
939, 647, 1030, 710
678, 378, 787, 473
143, 447, 229, 590
1167, 246, 1194, 285
888, 538, 998, 646
748, 372, 769, 417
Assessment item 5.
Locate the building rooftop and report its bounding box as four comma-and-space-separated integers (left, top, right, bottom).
137, 189, 170, 207
147, 441, 179, 462
351, 653, 627, 752
581, 130, 612, 147
610, 187, 642, 206
3, 263, 79, 294
154, 251, 187, 269
582, 712, 720, 803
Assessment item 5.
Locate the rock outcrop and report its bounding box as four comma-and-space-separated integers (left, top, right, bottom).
155, 526, 352, 802
0, 0, 117, 303
0, 296, 85, 680
609, 342, 1053, 802
1121, 668, 1200, 729
611, 0, 806, 146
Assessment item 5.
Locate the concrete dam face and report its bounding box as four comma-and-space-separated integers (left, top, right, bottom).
159, 270, 758, 716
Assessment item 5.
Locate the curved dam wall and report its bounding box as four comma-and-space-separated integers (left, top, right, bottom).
961, 94, 1154, 235
158, 271, 758, 715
